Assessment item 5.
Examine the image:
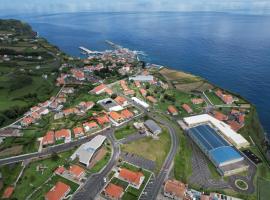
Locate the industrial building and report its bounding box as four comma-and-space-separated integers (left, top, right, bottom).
187, 123, 249, 176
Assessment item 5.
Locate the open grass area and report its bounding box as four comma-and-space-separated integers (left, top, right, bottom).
257, 177, 270, 200
12, 150, 74, 199
114, 124, 137, 140
28, 175, 79, 200
204, 90, 224, 105
0, 163, 23, 195
89, 151, 111, 174
121, 128, 170, 173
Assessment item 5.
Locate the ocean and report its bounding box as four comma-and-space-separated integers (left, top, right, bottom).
2, 12, 270, 135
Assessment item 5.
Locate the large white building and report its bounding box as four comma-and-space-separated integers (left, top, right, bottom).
183, 114, 249, 149
129, 75, 154, 82
70, 135, 106, 167
131, 97, 149, 109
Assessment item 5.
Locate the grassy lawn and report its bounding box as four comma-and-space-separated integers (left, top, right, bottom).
12, 150, 74, 199
257, 177, 270, 200
89, 151, 111, 174
0, 163, 23, 195
205, 91, 224, 105
121, 128, 171, 173
29, 175, 79, 200
110, 177, 129, 189
207, 161, 222, 180
114, 124, 137, 140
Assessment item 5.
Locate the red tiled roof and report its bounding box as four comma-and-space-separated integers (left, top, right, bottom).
213, 111, 228, 121
227, 120, 244, 132
91, 84, 106, 93
55, 166, 65, 174
2, 186, 14, 199
73, 127, 84, 137
55, 129, 71, 140
168, 105, 178, 115
139, 88, 147, 96
121, 109, 134, 119
164, 179, 187, 199
124, 89, 135, 96
191, 98, 204, 104
43, 131, 55, 145
22, 117, 34, 125
45, 181, 70, 200
182, 104, 193, 113
105, 87, 113, 95
110, 111, 123, 121
96, 115, 110, 125
104, 183, 124, 199
69, 165, 85, 178
146, 96, 157, 103
119, 168, 144, 186
238, 114, 245, 124
115, 96, 127, 106
84, 121, 98, 129
134, 81, 141, 88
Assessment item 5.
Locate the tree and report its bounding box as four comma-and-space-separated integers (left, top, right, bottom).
51, 152, 59, 161
111, 93, 117, 99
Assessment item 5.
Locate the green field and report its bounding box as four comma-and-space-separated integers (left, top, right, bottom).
12, 150, 74, 199
257, 177, 270, 200
121, 128, 171, 173
204, 90, 225, 105
89, 150, 111, 174
114, 124, 137, 140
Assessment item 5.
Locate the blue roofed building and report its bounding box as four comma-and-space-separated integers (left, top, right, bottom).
188, 124, 248, 176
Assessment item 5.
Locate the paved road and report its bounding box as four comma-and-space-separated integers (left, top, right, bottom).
0, 128, 112, 166
143, 112, 179, 200
72, 131, 120, 200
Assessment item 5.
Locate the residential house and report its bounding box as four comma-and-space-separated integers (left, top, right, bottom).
139, 88, 147, 97
42, 131, 55, 146
54, 166, 65, 175
118, 168, 145, 188
91, 84, 107, 95
104, 183, 124, 200
182, 104, 193, 114
73, 127, 84, 138
163, 179, 187, 200
215, 89, 234, 104
212, 111, 228, 121
96, 115, 110, 126
191, 98, 204, 104
83, 121, 99, 132
168, 105, 178, 116
121, 109, 134, 119
114, 96, 128, 107
109, 111, 124, 123
45, 181, 70, 200
21, 117, 34, 126
134, 81, 141, 88
55, 129, 71, 143
68, 165, 85, 181
2, 186, 14, 199
146, 96, 157, 104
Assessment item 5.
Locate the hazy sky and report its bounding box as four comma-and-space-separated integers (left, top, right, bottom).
1, 0, 270, 15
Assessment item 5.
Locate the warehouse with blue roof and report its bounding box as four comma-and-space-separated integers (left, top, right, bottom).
188, 124, 249, 176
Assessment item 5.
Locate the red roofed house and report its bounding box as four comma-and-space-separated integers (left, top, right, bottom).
146, 96, 157, 104
121, 109, 134, 119
139, 88, 147, 96
182, 104, 193, 114
45, 181, 70, 200
118, 168, 145, 188
215, 89, 234, 104
73, 127, 84, 138
164, 179, 187, 200
2, 186, 14, 199
63, 108, 74, 116
21, 117, 34, 126
96, 115, 110, 126
78, 101, 94, 112
104, 183, 124, 200
105, 87, 113, 96
68, 165, 85, 181
71, 69, 85, 81
191, 98, 204, 104
238, 114, 245, 124
109, 111, 124, 123
83, 121, 99, 132
124, 89, 135, 96
212, 111, 228, 121
31, 111, 41, 120
115, 96, 128, 107
43, 131, 55, 146
227, 120, 244, 132
134, 81, 141, 88
120, 80, 129, 91
91, 84, 107, 95
54, 166, 66, 175
55, 129, 71, 143
168, 105, 178, 116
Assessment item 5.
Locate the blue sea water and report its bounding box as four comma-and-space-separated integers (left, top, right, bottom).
2, 12, 270, 135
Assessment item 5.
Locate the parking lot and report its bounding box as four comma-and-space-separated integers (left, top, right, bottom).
121, 151, 156, 172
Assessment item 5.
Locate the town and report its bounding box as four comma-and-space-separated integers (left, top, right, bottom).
0, 19, 269, 200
